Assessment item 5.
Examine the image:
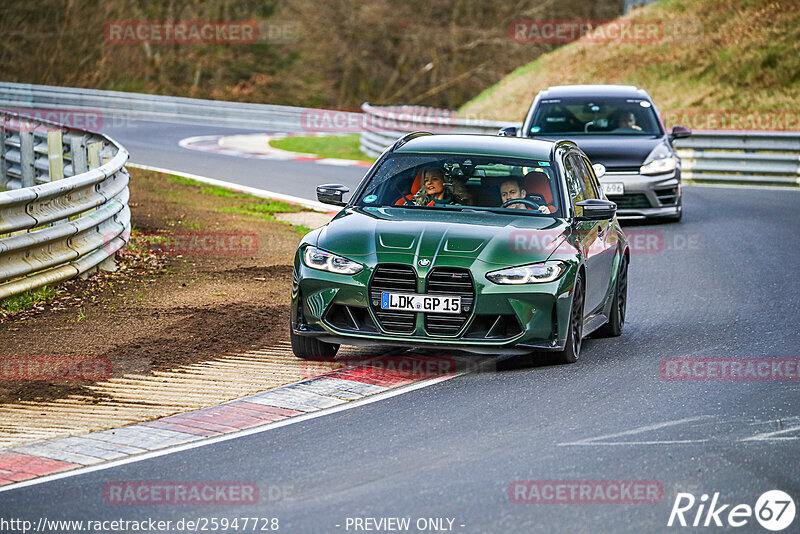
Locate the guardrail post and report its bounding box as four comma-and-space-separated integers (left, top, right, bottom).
19, 122, 36, 188
0, 117, 6, 189
87, 141, 102, 169
68, 134, 89, 175
47, 130, 64, 181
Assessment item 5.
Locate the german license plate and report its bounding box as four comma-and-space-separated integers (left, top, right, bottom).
602, 182, 624, 195
381, 292, 461, 314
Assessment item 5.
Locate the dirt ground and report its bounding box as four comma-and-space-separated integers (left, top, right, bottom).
0, 169, 320, 404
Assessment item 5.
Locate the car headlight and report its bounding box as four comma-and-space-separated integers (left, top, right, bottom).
485, 261, 566, 284
303, 246, 363, 274
640, 155, 678, 175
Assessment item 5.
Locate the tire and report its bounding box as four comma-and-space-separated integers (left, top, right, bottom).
596, 254, 628, 338
290, 322, 339, 360
554, 273, 584, 364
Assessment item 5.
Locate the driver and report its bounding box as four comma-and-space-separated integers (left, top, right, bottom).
613, 111, 642, 131
499, 178, 550, 213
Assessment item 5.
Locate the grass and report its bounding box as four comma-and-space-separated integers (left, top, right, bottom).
166, 173, 316, 236
216, 206, 310, 235
269, 134, 374, 161
459, 0, 800, 124
0, 285, 58, 314
167, 174, 306, 215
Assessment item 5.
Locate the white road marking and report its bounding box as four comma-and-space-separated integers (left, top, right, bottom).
127, 163, 333, 212
558, 415, 714, 447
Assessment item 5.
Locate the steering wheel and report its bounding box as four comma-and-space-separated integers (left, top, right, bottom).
501, 198, 541, 210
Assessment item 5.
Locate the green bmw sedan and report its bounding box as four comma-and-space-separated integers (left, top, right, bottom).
290, 133, 629, 364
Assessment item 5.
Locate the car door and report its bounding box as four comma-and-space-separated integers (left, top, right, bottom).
563, 154, 604, 315
573, 154, 617, 311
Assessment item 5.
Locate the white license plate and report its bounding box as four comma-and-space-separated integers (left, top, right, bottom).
602, 182, 624, 196
381, 292, 461, 314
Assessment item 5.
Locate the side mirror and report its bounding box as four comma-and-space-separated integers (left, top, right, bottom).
316, 184, 349, 206
498, 126, 518, 137
670, 125, 691, 140
575, 199, 616, 221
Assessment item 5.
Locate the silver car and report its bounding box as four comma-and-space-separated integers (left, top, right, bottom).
501, 84, 691, 222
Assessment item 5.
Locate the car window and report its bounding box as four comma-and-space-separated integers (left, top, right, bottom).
571, 155, 599, 200
353, 153, 562, 216
563, 155, 584, 217
530, 96, 662, 136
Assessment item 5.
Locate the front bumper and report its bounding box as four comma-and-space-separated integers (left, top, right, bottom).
600, 170, 682, 219
291, 260, 577, 355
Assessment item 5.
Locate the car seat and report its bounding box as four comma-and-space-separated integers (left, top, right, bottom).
523, 171, 557, 213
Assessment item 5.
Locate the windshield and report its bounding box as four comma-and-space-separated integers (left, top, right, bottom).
529, 96, 663, 136
353, 153, 562, 216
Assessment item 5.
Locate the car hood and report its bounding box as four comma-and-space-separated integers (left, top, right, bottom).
314, 207, 571, 268
533, 135, 663, 169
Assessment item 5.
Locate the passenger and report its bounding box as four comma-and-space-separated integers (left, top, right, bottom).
412, 166, 471, 206
499, 177, 550, 214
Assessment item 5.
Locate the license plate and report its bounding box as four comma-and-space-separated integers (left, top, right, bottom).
381, 292, 461, 314
602, 182, 624, 196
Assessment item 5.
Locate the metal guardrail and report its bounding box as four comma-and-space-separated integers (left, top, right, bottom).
0, 111, 130, 301
359, 102, 516, 158
0, 81, 357, 133
674, 131, 800, 185
3, 83, 796, 186
360, 103, 800, 186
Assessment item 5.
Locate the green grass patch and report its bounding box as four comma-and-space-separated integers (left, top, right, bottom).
200, 186, 251, 198
1, 285, 58, 314
217, 206, 310, 235
269, 134, 373, 162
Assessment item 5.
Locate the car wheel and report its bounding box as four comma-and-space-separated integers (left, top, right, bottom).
290, 322, 339, 360
555, 273, 584, 364
596, 255, 627, 338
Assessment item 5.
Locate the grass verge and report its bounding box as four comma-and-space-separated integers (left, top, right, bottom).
269, 134, 373, 162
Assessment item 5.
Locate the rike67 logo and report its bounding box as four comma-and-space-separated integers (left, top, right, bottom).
668, 490, 795, 531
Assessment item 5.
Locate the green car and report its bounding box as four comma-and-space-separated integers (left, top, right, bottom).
290, 133, 629, 364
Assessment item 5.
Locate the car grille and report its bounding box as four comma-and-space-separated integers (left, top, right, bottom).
425, 268, 474, 336
605, 165, 640, 173
607, 193, 652, 209
655, 186, 679, 206
369, 264, 417, 334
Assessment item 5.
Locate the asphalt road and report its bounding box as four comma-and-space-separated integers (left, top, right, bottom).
102, 120, 368, 201
2, 121, 799, 533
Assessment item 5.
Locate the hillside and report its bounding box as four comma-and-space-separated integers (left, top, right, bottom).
459, 0, 800, 128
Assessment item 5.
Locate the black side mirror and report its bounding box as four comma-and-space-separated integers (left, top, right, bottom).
670, 125, 691, 140
498, 126, 518, 137
575, 199, 616, 221
317, 184, 350, 206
